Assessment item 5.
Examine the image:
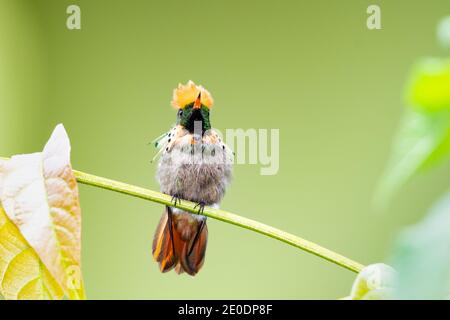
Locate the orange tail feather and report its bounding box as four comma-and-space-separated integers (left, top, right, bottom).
152, 207, 208, 276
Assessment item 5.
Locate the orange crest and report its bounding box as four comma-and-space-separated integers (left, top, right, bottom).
171, 80, 214, 109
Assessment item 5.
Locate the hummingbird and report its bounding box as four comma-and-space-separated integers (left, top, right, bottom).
152, 81, 233, 276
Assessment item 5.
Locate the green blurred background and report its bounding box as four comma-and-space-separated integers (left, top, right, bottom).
1, 0, 449, 299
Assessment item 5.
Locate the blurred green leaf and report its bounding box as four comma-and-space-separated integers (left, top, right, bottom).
349, 263, 396, 300
407, 58, 450, 112
438, 16, 450, 49
390, 190, 450, 299
376, 58, 450, 205
376, 108, 450, 205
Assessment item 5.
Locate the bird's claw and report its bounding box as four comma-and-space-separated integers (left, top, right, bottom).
171, 194, 182, 206
194, 201, 206, 215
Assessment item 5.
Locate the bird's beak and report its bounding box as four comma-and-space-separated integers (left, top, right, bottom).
193, 92, 202, 109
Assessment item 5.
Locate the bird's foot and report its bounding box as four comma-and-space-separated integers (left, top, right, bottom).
194, 201, 206, 215
171, 194, 182, 206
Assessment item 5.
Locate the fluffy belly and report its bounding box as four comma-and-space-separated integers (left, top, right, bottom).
157, 138, 232, 205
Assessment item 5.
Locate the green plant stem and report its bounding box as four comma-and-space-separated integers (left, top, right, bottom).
73, 169, 365, 273
0, 156, 364, 273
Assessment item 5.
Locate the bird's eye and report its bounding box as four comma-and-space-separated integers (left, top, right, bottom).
178, 109, 184, 117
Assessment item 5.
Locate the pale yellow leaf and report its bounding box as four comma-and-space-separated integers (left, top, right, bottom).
0, 124, 85, 299
0, 206, 63, 300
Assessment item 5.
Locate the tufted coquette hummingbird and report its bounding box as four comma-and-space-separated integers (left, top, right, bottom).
152, 81, 233, 276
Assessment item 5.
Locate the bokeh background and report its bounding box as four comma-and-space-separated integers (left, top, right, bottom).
1, 0, 449, 299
